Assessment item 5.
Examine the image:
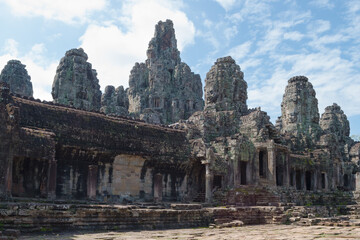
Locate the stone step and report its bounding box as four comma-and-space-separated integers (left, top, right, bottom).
193, 192, 205, 202
214, 218, 233, 225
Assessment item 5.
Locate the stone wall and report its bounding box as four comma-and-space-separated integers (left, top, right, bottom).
0, 203, 288, 232
0, 86, 191, 201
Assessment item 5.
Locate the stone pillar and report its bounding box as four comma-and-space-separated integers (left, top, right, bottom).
292, 171, 296, 188
356, 172, 360, 192
313, 171, 318, 190
254, 149, 260, 185
87, 165, 98, 199
205, 162, 212, 202
47, 159, 57, 199
4, 156, 13, 197
267, 144, 276, 185
284, 153, 290, 187
301, 171, 306, 190
153, 173, 163, 202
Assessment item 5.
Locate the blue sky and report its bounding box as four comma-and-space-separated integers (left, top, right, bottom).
0, 0, 359, 137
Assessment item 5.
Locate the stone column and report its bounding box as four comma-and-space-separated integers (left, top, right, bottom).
267, 143, 276, 185
301, 171, 306, 190
284, 152, 290, 187
313, 171, 318, 190
356, 172, 360, 192
254, 149, 260, 185
292, 171, 296, 188
205, 162, 212, 203
4, 155, 13, 197
47, 159, 57, 199
87, 165, 98, 199
153, 173, 163, 202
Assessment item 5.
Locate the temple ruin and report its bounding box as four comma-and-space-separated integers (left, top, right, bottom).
0, 19, 360, 235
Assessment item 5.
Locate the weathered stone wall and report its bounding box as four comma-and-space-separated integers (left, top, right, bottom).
0, 89, 190, 201
0, 83, 18, 198
0, 203, 287, 232
14, 97, 188, 159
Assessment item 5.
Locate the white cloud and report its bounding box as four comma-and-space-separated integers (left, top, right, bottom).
307, 20, 331, 34
241, 58, 262, 70
2, 39, 18, 56
309, 33, 349, 50
283, 31, 304, 41
309, 0, 335, 9
80, 0, 195, 90
346, 0, 360, 14
255, 26, 284, 55
203, 19, 213, 28
0, 39, 57, 101
248, 48, 360, 123
224, 26, 238, 41
0, 0, 106, 24
214, 0, 237, 11
228, 41, 252, 60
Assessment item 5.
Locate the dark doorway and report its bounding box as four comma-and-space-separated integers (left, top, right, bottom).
290, 170, 294, 186
213, 175, 222, 189
240, 161, 247, 185
259, 150, 267, 178
305, 171, 312, 190
12, 157, 49, 198
296, 170, 302, 190
343, 174, 349, 188
276, 165, 284, 186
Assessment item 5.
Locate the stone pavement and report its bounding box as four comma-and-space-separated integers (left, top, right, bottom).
20, 224, 360, 240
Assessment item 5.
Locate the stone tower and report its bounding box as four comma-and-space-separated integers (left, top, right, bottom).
203, 56, 248, 140
277, 76, 322, 149
52, 48, 101, 111
0, 60, 33, 97
320, 103, 350, 140
320, 103, 353, 159
204, 56, 247, 113
127, 19, 204, 124
100, 85, 129, 116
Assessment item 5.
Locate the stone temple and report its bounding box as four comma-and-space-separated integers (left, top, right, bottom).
1, 19, 360, 235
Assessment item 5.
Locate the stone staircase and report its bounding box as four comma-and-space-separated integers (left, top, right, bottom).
214, 185, 283, 206
211, 206, 287, 226
287, 204, 360, 227
192, 192, 206, 202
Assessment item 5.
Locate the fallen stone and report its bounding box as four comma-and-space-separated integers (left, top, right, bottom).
289, 217, 300, 222
170, 204, 202, 210
218, 220, 244, 228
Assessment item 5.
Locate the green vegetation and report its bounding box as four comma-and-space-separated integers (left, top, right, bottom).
40, 226, 53, 232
